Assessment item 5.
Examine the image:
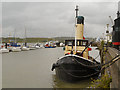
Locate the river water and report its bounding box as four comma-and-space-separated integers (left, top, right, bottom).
2, 47, 100, 88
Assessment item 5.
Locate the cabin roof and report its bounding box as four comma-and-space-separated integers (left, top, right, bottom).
65, 39, 88, 41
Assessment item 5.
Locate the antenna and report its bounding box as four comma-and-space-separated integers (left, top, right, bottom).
75, 5, 79, 18
109, 16, 114, 26
118, 1, 120, 13
117, 11, 120, 18
117, 1, 120, 18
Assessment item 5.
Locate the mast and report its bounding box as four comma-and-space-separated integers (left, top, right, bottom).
24, 26, 27, 46
75, 5, 79, 53
14, 29, 16, 43
117, 1, 120, 18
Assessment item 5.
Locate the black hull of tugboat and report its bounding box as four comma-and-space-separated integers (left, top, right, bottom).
52, 55, 101, 82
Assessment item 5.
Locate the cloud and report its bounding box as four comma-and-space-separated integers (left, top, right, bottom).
2, 2, 119, 38
0, 2, 2, 37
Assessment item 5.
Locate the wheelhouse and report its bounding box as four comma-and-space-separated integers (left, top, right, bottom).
65, 39, 88, 46
64, 39, 89, 59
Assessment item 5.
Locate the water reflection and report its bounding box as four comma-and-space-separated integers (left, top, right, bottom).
52, 74, 92, 88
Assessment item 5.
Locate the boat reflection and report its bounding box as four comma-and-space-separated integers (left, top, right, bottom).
52, 74, 92, 88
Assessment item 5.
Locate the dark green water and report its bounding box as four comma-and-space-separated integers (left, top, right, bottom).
2, 47, 100, 88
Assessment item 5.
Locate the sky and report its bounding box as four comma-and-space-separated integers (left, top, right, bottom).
1, 0, 120, 38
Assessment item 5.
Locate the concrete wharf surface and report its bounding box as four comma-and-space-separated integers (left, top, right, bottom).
105, 47, 120, 89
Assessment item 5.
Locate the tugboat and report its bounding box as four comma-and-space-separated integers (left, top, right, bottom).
112, 1, 120, 50
51, 6, 101, 82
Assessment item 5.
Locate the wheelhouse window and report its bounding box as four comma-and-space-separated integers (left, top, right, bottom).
82, 41, 87, 46
66, 41, 73, 46
65, 40, 88, 46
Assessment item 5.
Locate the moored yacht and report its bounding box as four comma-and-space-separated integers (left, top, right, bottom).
0, 46, 9, 53
21, 46, 30, 51
8, 42, 21, 52
12, 47, 21, 52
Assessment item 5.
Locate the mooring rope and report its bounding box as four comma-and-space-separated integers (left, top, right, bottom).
60, 57, 120, 78
94, 54, 100, 60
73, 55, 120, 68
60, 65, 100, 78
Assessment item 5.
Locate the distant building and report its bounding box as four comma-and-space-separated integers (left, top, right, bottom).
104, 32, 112, 43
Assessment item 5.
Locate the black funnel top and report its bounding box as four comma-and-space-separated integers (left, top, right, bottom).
77, 16, 84, 24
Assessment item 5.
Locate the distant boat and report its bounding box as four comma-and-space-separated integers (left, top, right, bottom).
21, 26, 30, 51
35, 43, 41, 49
12, 47, 21, 52
8, 42, 21, 52
0, 42, 9, 54
44, 45, 56, 48
0, 46, 9, 53
35, 46, 40, 49
21, 46, 30, 51
29, 45, 36, 50
44, 41, 56, 48
7, 29, 22, 52
40, 43, 44, 48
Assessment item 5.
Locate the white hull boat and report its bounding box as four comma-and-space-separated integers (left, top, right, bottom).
21, 46, 30, 51
35, 46, 41, 49
7, 47, 13, 52
0, 48, 9, 53
12, 47, 21, 52
29, 46, 36, 50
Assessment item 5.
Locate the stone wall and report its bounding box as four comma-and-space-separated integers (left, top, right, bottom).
105, 47, 120, 89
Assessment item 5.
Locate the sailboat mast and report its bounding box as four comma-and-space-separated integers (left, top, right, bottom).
14, 29, 16, 43
24, 26, 27, 46
75, 5, 78, 53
